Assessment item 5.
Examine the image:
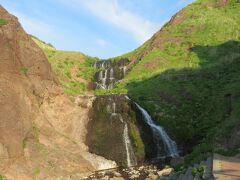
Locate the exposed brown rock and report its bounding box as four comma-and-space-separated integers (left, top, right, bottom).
157, 167, 174, 176
168, 10, 186, 26
0, 4, 57, 160
216, 0, 230, 7
144, 60, 159, 70
0, 6, 116, 179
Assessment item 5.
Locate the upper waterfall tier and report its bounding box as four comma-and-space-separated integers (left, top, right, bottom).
93, 58, 129, 89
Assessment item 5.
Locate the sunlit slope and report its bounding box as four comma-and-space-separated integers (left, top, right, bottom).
109, 0, 240, 164
32, 36, 97, 94
112, 0, 240, 85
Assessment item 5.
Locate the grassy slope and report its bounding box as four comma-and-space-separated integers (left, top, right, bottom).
31, 36, 97, 94
106, 0, 240, 164
30, 0, 240, 164
112, 0, 240, 90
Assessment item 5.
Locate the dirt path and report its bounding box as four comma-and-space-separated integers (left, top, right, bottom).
213, 153, 240, 180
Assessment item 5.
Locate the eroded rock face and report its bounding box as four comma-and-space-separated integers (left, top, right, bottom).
86, 95, 177, 167
0, 6, 116, 179
0, 5, 57, 160
86, 95, 144, 167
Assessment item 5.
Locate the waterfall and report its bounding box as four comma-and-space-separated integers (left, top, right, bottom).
112, 102, 117, 116
135, 103, 179, 158
93, 59, 129, 90
102, 69, 108, 89
110, 68, 114, 80
110, 100, 137, 167
123, 66, 127, 76
125, 96, 179, 158
123, 122, 137, 167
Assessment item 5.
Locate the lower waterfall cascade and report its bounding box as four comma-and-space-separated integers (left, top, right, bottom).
87, 95, 179, 167
134, 103, 179, 158
125, 96, 179, 158
114, 108, 137, 167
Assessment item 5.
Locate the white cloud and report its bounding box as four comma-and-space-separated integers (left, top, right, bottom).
63, 0, 161, 44
96, 38, 109, 47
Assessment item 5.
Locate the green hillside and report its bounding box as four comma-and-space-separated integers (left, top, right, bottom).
31, 36, 97, 94
100, 0, 240, 164
31, 0, 240, 165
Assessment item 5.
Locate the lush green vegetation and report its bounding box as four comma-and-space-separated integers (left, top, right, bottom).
31, 0, 240, 166
0, 18, 7, 26
32, 36, 98, 94
44, 49, 97, 94
216, 146, 240, 156
97, 0, 240, 165
31, 35, 55, 50
112, 0, 240, 88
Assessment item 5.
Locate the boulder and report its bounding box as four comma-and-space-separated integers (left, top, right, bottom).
181, 167, 194, 180
113, 172, 122, 177
157, 168, 174, 176
203, 157, 213, 179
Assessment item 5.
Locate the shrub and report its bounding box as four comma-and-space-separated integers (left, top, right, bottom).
192, 165, 205, 176
20, 66, 28, 75
0, 19, 7, 26
65, 71, 72, 79
34, 168, 40, 176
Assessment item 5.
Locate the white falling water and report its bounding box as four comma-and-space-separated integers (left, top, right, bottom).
123, 123, 137, 167
112, 102, 117, 116
119, 115, 137, 167
111, 101, 137, 167
123, 66, 127, 76
103, 70, 108, 89
135, 103, 179, 158
124, 95, 179, 158
93, 60, 128, 90
102, 61, 105, 68
110, 68, 114, 80
99, 70, 103, 79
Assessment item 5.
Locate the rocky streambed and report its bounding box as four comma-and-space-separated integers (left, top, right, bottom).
83, 156, 214, 180
83, 165, 174, 180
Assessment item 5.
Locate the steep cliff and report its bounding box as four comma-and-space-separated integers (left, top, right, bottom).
0, 6, 115, 179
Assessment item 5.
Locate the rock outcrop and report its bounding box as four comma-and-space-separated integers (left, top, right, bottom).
0, 4, 57, 161
0, 6, 115, 179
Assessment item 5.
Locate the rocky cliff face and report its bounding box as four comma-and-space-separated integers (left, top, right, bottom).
86, 95, 179, 167
86, 95, 144, 166
0, 5, 57, 160
0, 6, 116, 179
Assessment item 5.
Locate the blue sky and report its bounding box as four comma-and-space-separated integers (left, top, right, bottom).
0, 0, 194, 58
